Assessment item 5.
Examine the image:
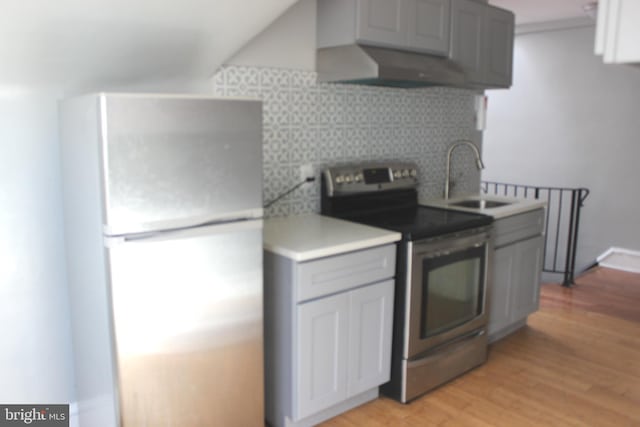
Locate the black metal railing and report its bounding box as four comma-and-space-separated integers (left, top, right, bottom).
481, 181, 590, 287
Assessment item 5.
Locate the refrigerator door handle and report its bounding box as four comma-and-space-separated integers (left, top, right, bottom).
104, 219, 263, 247
102, 208, 264, 237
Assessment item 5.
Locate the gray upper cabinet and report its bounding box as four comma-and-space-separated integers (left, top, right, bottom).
484, 5, 514, 86
407, 0, 451, 54
318, 0, 451, 56
357, 0, 408, 48
318, 0, 514, 88
450, 0, 514, 88
449, 0, 484, 83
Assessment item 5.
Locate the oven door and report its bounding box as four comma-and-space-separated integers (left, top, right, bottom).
406, 229, 490, 359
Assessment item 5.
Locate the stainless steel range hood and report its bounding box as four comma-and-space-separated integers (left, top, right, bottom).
317, 44, 466, 88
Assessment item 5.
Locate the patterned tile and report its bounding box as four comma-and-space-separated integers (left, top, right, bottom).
211, 65, 480, 218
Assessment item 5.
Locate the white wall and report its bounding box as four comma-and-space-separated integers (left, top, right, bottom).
0, 0, 298, 90
0, 88, 75, 402
227, 0, 316, 71
482, 25, 640, 273
0, 0, 297, 409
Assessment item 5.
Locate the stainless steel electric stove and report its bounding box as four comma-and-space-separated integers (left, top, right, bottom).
322, 162, 493, 403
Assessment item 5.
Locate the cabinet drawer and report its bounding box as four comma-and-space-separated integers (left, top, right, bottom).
296, 245, 396, 302
493, 208, 544, 247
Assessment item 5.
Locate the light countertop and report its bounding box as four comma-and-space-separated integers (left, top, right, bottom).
420, 194, 546, 219
263, 213, 401, 262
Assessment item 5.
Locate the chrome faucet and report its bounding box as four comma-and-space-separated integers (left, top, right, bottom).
444, 140, 485, 200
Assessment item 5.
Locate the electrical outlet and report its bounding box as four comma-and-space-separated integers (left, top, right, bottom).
299, 163, 314, 181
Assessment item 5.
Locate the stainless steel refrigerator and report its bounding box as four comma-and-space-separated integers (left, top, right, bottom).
59, 93, 264, 426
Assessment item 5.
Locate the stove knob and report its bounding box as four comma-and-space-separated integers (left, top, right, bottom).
393, 170, 402, 179
354, 173, 363, 183
410, 169, 417, 178
335, 175, 344, 184
344, 174, 353, 183
402, 169, 410, 178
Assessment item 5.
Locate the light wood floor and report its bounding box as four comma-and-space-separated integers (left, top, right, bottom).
319, 267, 640, 427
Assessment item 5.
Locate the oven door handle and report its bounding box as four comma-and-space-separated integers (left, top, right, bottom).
413, 232, 489, 258
417, 241, 485, 259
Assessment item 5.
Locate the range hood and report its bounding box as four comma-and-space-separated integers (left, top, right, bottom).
317, 44, 466, 88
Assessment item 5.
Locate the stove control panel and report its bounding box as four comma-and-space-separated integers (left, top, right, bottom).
323, 162, 418, 196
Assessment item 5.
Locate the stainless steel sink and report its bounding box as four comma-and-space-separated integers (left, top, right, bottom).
450, 199, 511, 209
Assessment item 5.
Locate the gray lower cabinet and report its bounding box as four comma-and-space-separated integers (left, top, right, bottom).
488, 209, 544, 342
265, 245, 396, 427
297, 292, 350, 419
348, 281, 394, 395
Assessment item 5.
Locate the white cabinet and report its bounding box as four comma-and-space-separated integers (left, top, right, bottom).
488, 209, 544, 342
318, 0, 451, 56
595, 0, 640, 64
264, 244, 396, 427
450, 0, 514, 88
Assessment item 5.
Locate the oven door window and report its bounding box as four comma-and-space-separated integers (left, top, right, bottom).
421, 246, 485, 338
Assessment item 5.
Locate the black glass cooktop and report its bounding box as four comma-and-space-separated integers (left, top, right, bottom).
332, 205, 492, 241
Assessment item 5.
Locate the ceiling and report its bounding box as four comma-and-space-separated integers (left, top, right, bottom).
489, 0, 597, 25
0, 0, 298, 91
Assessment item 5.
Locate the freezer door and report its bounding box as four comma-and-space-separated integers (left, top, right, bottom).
106, 220, 263, 427
100, 94, 263, 235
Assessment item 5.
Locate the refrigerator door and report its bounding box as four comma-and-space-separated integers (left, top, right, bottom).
100, 94, 263, 236
106, 220, 263, 427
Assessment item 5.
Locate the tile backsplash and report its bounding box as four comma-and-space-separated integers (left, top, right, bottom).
212, 65, 481, 217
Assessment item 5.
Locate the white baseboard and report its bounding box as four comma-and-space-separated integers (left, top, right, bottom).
70, 395, 118, 427
597, 247, 640, 273
69, 401, 79, 427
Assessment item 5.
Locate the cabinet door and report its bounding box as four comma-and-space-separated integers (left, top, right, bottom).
347, 280, 394, 397
296, 293, 349, 420
511, 236, 544, 321
483, 5, 514, 87
488, 245, 516, 337
356, 0, 408, 48
406, 0, 450, 55
450, 0, 484, 83
602, 0, 640, 63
